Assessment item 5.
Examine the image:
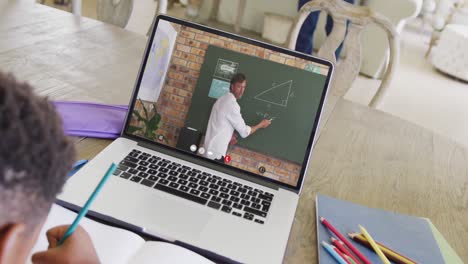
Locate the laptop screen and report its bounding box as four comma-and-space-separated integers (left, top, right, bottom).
125, 16, 332, 190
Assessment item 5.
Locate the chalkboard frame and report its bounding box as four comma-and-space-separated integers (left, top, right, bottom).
122, 15, 334, 192
185, 45, 329, 164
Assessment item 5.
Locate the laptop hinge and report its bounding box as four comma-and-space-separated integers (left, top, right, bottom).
136, 140, 282, 191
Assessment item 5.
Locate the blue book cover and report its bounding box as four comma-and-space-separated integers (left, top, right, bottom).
316, 194, 445, 264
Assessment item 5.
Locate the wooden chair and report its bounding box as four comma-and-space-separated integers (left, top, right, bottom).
210, 0, 246, 33
287, 0, 399, 108
97, 0, 134, 28
97, 0, 168, 35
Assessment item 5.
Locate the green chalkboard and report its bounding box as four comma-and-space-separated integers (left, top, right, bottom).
185, 45, 327, 163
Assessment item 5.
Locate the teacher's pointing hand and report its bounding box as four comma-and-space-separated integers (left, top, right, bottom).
259, 119, 272, 128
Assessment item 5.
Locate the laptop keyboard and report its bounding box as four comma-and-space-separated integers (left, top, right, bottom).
113, 149, 275, 224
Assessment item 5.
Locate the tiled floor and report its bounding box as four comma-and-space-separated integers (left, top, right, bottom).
39, 1, 468, 147
39, 0, 265, 39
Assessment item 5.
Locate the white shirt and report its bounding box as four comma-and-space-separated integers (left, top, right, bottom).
204, 92, 251, 160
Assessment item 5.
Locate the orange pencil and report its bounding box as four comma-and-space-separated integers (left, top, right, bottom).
348, 233, 417, 264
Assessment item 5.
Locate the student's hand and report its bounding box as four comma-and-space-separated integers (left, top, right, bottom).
259, 119, 272, 129
31, 225, 100, 264
229, 133, 238, 145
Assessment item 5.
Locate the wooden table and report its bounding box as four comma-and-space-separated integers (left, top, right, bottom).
1, 2, 467, 262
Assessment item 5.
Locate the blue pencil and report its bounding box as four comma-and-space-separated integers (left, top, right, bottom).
322, 241, 348, 264
58, 163, 117, 246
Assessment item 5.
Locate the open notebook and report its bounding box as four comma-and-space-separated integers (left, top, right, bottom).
28, 204, 214, 264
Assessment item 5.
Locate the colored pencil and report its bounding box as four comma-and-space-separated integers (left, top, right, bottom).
342, 254, 357, 264
320, 217, 371, 264
359, 225, 391, 264
322, 241, 348, 264
57, 163, 117, 245
348, 233, 417, 264
333, 246, 352, 264
331, 237, 361, 264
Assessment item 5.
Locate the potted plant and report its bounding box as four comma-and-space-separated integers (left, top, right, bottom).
128, 99, 164, 142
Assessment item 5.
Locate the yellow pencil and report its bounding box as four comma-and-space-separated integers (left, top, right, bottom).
359, 225, 391, 264
349, 233, 417, 264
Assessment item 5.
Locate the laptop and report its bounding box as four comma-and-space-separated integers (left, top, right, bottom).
58, 15, 333, 263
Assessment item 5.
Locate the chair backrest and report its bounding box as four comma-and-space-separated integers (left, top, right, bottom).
97, 0, 133, 28
288, 0, 399, 108
97, 0, 167, 35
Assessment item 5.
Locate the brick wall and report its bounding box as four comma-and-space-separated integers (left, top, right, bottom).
228, 146, 303, 186
130, 24, 320, 186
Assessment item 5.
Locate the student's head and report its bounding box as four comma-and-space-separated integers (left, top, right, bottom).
0, 72, 75, 263
230, 73, 247, 99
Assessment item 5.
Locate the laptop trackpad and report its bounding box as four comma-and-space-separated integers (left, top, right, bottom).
146, 196, 213, 241
97, 180, 213, 242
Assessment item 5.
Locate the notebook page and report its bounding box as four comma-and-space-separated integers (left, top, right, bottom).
425, 219, 464, 264
128, 241, 215, 264
28, 204, 145, 264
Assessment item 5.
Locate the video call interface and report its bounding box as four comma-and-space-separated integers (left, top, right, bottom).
127, 18, 330, 187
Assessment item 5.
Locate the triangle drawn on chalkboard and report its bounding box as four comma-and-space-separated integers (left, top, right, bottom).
253, 80, 293, 107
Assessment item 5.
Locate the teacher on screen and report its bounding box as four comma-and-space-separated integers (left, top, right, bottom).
203, 73, 271, 163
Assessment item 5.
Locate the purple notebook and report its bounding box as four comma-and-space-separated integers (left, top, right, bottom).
54, 101, 128, 139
